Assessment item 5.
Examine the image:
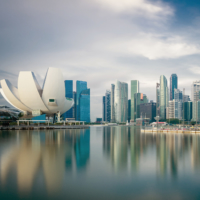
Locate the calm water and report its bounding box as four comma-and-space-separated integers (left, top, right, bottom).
0, 126, 200, 200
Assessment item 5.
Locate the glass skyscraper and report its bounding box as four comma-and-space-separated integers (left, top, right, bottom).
174, 89, 182, 120
102, 90, 111, 122
73, 92, 76, 119
80, 89, 90, 122
159, 75, 169, 120
102, 96, 106, 121
114, 80, 128, 123
128, 99, 131, 122
134, 93, 148, 118
76, 81, 90, 122
62, 80, 73, 120
170, 74, 178, 100
131, 80, 139, 121
183, 101, 192, 122
111, 84, 115, 122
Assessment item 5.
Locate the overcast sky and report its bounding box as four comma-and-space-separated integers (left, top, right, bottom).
1, 0, 200, 121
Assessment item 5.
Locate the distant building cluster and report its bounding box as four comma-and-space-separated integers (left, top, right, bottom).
102, 73, 200, 123
62, 80, 90, 123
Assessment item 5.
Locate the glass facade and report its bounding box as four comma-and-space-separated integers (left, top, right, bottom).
170, 74, 178, 100
102, 96, 106, 121
134, 93, 148, 118
76, 81, 87, 121
105, 90, 111, 122
62, 80, 73, 120
140, 102, 156, 122
73, 92, 76, 119
80, 89, 90, 122
174, 89, 182, 120
128, 99, 131, 122
111, 84, 115, 122
131, 80, 139, 121
159, 75, 168, 120
114, 81, 128, 123
183, 101, 192, 122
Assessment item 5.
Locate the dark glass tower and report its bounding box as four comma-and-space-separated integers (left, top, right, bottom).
102, 96, 106, 121
170, 74, 178, 100
62, 80, 73, 120
76, 81, 87, 121
80, 89, 90, 122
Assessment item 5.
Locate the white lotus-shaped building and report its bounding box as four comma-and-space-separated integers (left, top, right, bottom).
0, 67, 74, 116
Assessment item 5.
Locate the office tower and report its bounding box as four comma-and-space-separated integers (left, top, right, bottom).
111, 84, 115, 122
128, 99, 131, 122
73, 92, 76, 119
168, 100, 175, 119
156, 83, 160, 116
183, 101, 192, 122
131, 80, 139, 121
114, 80, 128, 123
76, 81, 90, 122
140, 102, 156, 122
170, 74, 178, 100
159, 75, 169, 120
102, 90, 111, 122
191, 81, 200, 101
174, 89, 182, 120
80, 88, 90, 122
105, 90, 111, 122
134, 93, 148, 118
102, 96, 106, 121
62, 80, 73, 120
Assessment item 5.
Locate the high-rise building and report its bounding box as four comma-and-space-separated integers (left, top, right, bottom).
102, 96, 106, 121
73, 92, 76, 119
131, 80, 139, 121
168, 100, 175, 119
174, 89, 182, 120
105, 90, 111, 122
140, 102, 156, 122
62, 80, 73, 120
76, 81, 90, 122
159, 75, 169, 120
183, 95, 190, 102
111, 84, 115, 122
80, 88, 90, 122
114, 80, 128, 123
128, 99, 131, 122
183, 101, 192, 122
156, 83, 160, 116
170, 74, 178, 100
102, 91, 111, 122
134, 93, 148, 118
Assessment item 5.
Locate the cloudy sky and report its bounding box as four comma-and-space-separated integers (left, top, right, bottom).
0, 0, 200, 121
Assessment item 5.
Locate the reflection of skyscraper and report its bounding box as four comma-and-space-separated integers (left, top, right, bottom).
74, 129, 90, 169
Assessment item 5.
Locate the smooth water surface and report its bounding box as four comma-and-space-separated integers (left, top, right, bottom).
0, 126, 200, 199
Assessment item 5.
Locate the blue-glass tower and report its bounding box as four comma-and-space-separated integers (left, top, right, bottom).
62, 80, 73, 120
80, 89, 90, 122
102, 96, 106, 121
170, 74, 178, 100
73, 92, 76, 119
76, 81, 90, 122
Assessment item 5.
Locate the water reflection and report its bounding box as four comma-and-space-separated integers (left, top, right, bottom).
0, 129, 90, 196
103, 126, 200, 177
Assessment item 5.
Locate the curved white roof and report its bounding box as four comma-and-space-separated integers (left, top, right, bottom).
0, 68, 74, 115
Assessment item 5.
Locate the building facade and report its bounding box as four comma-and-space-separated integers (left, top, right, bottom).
111, 84, 115, 122
114, 80, 128, 123
73, 92, 76, 119
170, 74, 178, 100
102, 96, 106, 121
80, 88, 90, 122
159, 75, 169, 120
140, 102, 156, 122
168, 100, 175, 119
62, 80, 73, 120
134, 93, 148, 118
174, 89, 183, 120
76, 81, 90, 122
183, 101, 192, 122
131, 80, 139, 121
128, 99, 131, 122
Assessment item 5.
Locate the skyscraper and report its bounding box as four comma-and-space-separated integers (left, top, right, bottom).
170, 74, 178, 100
80, 88, 90, 122
131, 80, 139, 121
102, 90, 111, 122
134, 93, 148, 118
111, 84, 115, 122
159, 75, 169, 120
114, 80, 128, 123
174, 89, 182, 120
128, 99, 131, 122
102, 96, 106, 121
191, 81, 200, 121
73, 92, 76, 119
62, 80, 73, 120
76, 81, 90, 122
183, 101, 192, 122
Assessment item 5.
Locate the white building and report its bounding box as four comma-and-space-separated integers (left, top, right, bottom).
0, 68, 74, 121
168, 100, 175, 119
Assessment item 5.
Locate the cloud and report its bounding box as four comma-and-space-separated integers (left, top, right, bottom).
188, 65, 200, 75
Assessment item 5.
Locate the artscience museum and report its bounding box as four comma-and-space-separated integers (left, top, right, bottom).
0, 67, 74, 120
